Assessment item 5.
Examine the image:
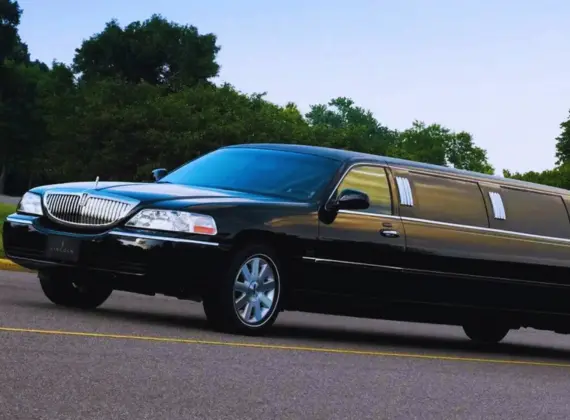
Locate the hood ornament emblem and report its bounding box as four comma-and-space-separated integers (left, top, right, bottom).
94, 176, 100, 189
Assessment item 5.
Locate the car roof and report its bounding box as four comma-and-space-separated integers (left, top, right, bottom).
225, 143, 570, 196
226, 143, 366, 161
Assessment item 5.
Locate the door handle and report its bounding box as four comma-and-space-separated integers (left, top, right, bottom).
380, 229, 400, 238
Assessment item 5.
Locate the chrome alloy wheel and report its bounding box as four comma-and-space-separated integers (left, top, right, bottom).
233, 254, 279, 326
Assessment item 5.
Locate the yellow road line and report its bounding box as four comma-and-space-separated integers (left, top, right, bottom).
0, 326, 568, 368
0, 258, 32, 272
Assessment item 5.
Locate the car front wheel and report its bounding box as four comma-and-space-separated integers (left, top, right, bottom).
39, 270, 113, 310
203, 243, 283, 335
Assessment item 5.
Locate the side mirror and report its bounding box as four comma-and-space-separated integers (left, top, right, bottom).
151, 168, 167, 182
335, 188, 370, 210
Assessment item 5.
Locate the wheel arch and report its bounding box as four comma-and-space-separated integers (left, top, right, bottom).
230, 229, 297, 261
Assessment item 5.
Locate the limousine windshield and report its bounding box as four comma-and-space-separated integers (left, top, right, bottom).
158, 147, 342, 201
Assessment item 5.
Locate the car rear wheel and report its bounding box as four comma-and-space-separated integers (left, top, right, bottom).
462, 316, 510, 344
203, 243, 283, 335
39, 270, 113, 310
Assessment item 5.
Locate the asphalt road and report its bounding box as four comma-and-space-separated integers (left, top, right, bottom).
2, 270, 570, 419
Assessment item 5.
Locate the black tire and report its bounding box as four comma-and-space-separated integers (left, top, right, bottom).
462, 317, 510, 344
202, 243, 283, 335
38, 270, 113, 310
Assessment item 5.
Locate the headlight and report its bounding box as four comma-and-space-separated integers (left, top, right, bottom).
125, 209, 218, 235
17, 192, 43, 216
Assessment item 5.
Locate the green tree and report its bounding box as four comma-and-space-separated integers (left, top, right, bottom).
0, 59, 54, 192
391, 121, 447, 165
305, 99, 493, 173
392, 121, 494, 173
503, 165, 570, 189
73, 14, 221, 90
504, 110, 570, 189
0, 0, 21, 63
0, 0, 32, 193
41, 81, 316, 182
555, 110, 570, 166
2, 7, 496, 193
305, 97, 398, 155
42, 78, 163, 181
445, 131, 494, 173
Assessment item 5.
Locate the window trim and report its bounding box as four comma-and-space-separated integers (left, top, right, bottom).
492, 187, 570, 239
325, 162, 394, 215
401, 170, 491, 228
389, 164, 566, 197
335, 165, 570, 244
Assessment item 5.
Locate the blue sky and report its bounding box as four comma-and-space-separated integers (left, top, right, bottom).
16, 0, 570, 175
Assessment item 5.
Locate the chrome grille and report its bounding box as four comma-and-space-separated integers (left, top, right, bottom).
44, 192, 138, 227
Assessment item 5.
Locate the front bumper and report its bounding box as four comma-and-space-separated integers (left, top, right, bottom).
3, 213, 225, 294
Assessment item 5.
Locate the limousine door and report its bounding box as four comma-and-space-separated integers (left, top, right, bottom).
311, 164, 407, 300
388, 167, 501, 307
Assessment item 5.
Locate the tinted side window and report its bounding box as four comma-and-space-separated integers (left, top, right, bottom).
404, 172, 488, 227
337, 166, 392, 215
499, 187, 570, 238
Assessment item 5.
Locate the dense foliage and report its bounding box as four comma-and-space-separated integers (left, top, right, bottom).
4, 0, 564, 196
504, 113, 570, 187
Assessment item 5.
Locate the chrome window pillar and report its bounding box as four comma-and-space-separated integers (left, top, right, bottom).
395, 176, 414, 207
488, 191, 506, 220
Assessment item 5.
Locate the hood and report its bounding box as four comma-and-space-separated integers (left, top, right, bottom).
32, 181, 293, 205
102, 182, 268, 202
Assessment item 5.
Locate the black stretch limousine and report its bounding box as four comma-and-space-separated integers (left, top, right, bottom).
5, 144, 570, 343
